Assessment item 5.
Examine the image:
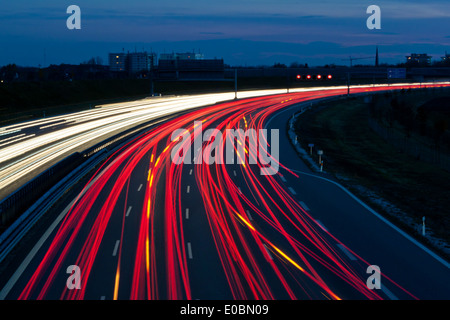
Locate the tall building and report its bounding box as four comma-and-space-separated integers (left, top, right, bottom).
109, 51, 157, 74
127, 52, 157, 74
406, 53, 432, 66
109, 53, 127, 72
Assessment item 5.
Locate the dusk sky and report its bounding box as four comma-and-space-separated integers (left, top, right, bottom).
1, 0, 449, 67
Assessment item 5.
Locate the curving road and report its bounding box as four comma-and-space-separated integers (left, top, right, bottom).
1, 84, 449, 300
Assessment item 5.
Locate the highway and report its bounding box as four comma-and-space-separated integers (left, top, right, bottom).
0, 83, 449, 300
0, 89, 297, 198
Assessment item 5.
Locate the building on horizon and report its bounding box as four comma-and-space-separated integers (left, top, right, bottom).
406, 53, 432, 67
127, 52, 157, 74
157, 52, 223, 80
109, 53, 127, 72
159, 52, 205, 61
108, 51, 157, 75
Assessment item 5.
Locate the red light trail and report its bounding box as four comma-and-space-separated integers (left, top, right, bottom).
16, 84, 447, 300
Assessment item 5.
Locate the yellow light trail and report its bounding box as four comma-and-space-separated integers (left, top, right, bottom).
113, 267, 120, 300
234, 208, 342, 301
235, 212, 255, 231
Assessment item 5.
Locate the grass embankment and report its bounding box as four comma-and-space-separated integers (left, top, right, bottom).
294, 92, 450, 255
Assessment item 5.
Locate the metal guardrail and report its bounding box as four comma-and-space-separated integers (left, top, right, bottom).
0, 150, 108, 263
0, 153, 83, 226
0, 85, 426, 263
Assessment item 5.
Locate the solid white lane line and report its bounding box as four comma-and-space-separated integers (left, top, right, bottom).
336, 244, 357, 261
0, 198, 76, 299
186, 208, 190, 220
246, 210, 254, 221
187, 185, 190, 193
187, 242, 193, 259
126, 206, 132, 217
137, 184, 143, 192
299, 201, 310, 211
288, 187, 297, 195
112, 240, 120, 257
0, 171, 104, 300
315, 220, 328, 232
291, 168, 450, 269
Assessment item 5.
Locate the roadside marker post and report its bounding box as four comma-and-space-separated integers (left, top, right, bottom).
308, 143, 314, 155
422, 216, 426, 236
317, 150, 323, 165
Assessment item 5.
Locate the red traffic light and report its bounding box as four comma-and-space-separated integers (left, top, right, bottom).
317, 74, 322, 80
296, 75, 301, 79
306, 75, 311, 79
327, 75, 333, 79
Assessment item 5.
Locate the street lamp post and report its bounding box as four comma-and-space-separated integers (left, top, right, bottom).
235, 69, 238, 100
150, 68, 154, 96
347, 72, 351, 96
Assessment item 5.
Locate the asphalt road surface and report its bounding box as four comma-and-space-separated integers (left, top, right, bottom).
1, 84, 449, 300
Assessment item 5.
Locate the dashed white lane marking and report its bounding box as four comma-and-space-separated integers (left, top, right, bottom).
336, 244, 357, 261
112, 240, 120, 257
189, 169, 193, 175
100, 296, 106, 300
137, 184, 143, 192
126, 206, 132, 217
246, 210, 254, 221
280, 175, 287, 182
315, 220, 328, 232
299, 201, 310, 211
233, 170, 237, 177
238, 187, 242, 194
288, 187, 297, 195
263, 244, 273, 260
186, 208, 190, 220
187, 242, 193, 259
187, 185, 190, 193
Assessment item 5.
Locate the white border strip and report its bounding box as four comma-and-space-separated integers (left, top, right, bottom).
292, 169, 450, 269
